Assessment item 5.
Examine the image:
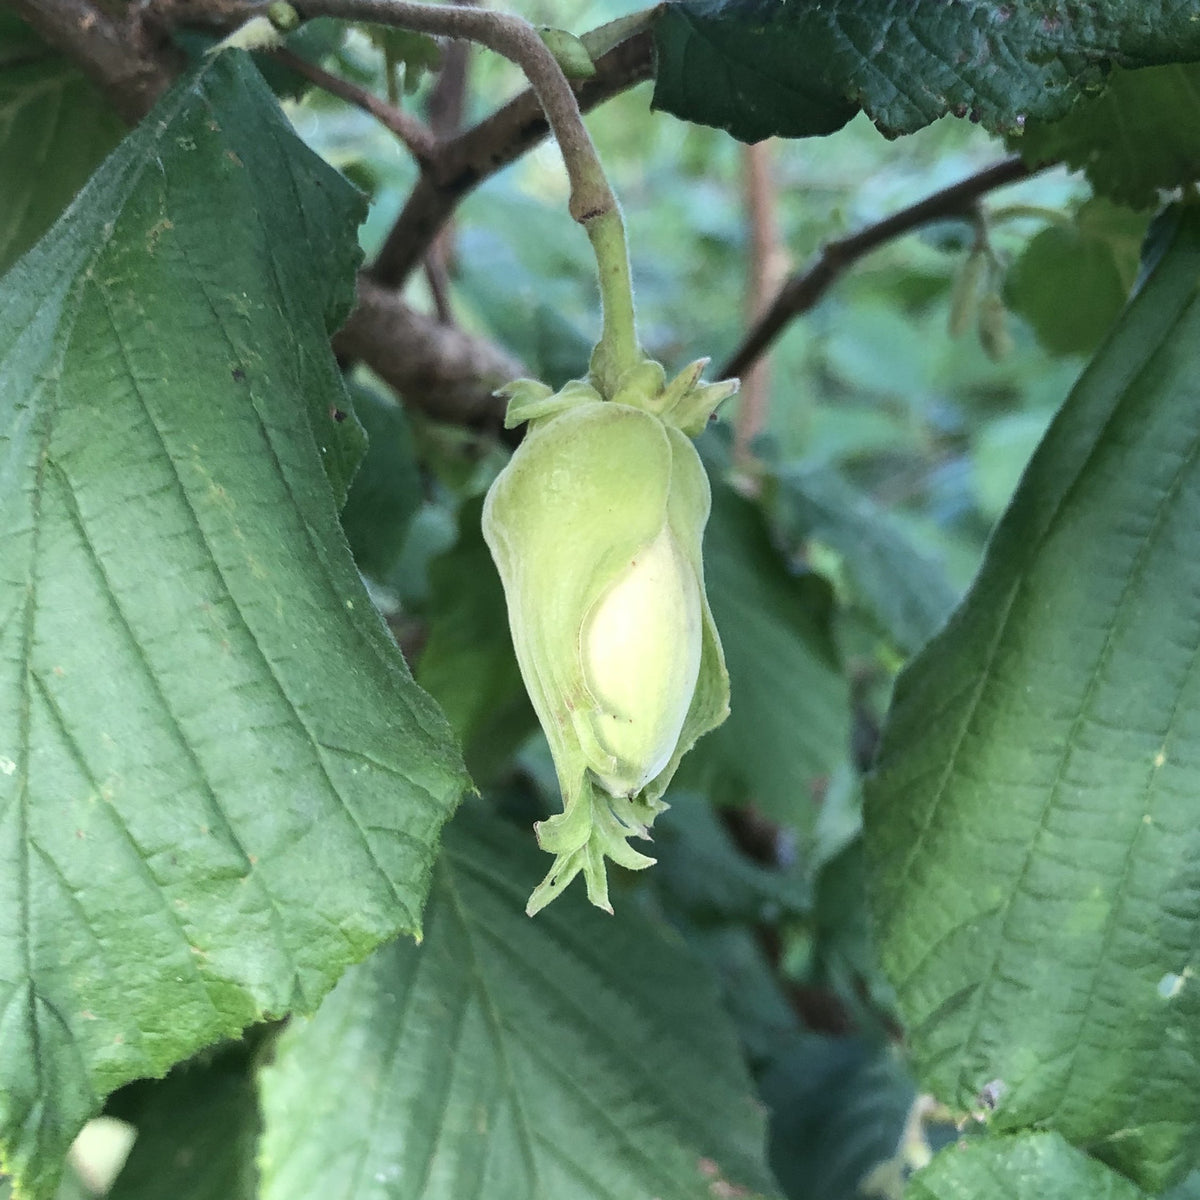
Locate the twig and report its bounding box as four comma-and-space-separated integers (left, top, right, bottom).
421, 2, 476, 329
424, 1, 475, 138
368, 31, 654, 287
719, 156, 1044, 380
333, 277, 524, 429
7, 0, 180, 122
270, 45, 437, 163
289, 1, 614, 218
423, 256, 454, 324
286, 0, 639, 388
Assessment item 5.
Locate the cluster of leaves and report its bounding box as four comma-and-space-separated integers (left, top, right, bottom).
2, 2, 1200, 1199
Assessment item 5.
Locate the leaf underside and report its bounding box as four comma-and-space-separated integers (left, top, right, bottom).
1020, 63, 1200, 209
866, 205, 1200, 1192
258, 809, 781, 1200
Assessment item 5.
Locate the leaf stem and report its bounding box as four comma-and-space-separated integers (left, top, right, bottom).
586, 208, 641, 392
293, 0, 642, 390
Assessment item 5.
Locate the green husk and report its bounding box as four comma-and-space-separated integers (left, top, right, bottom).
482, 361, 735, 914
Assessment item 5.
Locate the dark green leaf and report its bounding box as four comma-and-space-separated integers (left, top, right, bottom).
652, 795, 810, 925
686, 475, 850, 832
106, 1044, 259, 1200
416, 497, 538, 785
339, 382, 422, 581
866, 204, 1200, 1191
0, 13, 44, 64
0, 52, 466, 1196
1004, 200, 1148, 358
678, 924, 800, 1064
1020, 63, 1200, 209
652, 0, 1200, 143
258, 808, 782, 1200
906, 1132, 1147, 1200
0, 20, 124, 276
770, 464, 958, 655
760, 1034, 914, 1200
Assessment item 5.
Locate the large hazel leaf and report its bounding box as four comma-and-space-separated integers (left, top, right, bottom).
906, 1132, 1146, 1200
651, 0, 1200, 143
258, 808, 782, 1200
0, 51, 467, 1197
865, 205, 1200, 1192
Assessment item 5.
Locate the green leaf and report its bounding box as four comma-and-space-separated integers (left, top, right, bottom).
865, 204, 1200, 1192
651, 0, 1200, 143
678, 925, 800, 1063
813, 839, 897, 1028
0, 13, 43, 64
0, 52, 466, 1196
686, 475, 850, 831
652, 795, 810, 925
1004, 200, 1149, 358
769, 464, 958, 656
759, 1034, 914, 1200
906, 1132, 1147, 1200
258, 808, 782, 1200
365, 26, 442, 93
105, 1043, 259, 1200
0, 18, 125, 276
338, 382, 422, 582
416, 497, 538, 785
1020, 63, 1200, 210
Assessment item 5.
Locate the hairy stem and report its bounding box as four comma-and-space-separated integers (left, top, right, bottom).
294, 0, 641, 386
368, 31, 653, 289
586, 208, 641, 391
